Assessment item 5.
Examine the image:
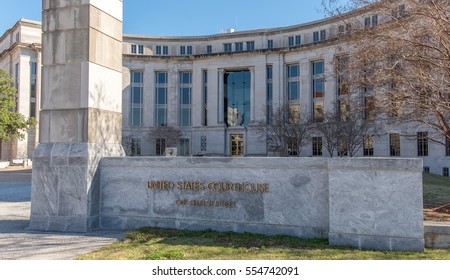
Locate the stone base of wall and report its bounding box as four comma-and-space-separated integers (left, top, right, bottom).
29, 143, 124, 232
425, 222, 450, 249
101, 216, 329, 239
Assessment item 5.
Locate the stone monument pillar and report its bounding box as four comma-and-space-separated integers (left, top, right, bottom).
30, 0, 125, 232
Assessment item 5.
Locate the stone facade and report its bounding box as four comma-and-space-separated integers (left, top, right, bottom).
99, 157, 424, 252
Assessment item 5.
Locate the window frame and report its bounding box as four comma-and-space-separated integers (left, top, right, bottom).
363, 135, 374, 156
179, 72, 192, 127
235, 42, 244, 52
246, 41, 255, 51
312, 60, 325, 122
417, 132, 429, 157
130, 71, 144, 127
224, 43, 232, 52
312, 136, 323, 156
155, 72, 168, 126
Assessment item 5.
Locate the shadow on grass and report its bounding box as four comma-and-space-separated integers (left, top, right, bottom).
125, 227, 329, 250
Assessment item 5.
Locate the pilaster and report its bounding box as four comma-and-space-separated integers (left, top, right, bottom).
30, 0, 125, 232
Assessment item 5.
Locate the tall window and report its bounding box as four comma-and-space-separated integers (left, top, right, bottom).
155, 72, 168, 126
187, 46, 193, 55
312, 60, 324, 122
364, 96, 376, 120
156, 46, 161, 55
138, 45, 144, 54
131, 44, 137, 54
372, 15, 378, 26
131, 138, 141, 156
399, 5, 406, 17
364, 17, 371, 28
287, 64, 300, 123
207, 45, 212, 54
224, 43, 232, 52
180, 46, 186, 55
179, 139, 190, 156
337, 56, 349, 121
246, 41, 255, 50
200, 136, 207, 152
295, 35, 301, 45
389, 82, 401, 117
267, 39, 274, 49
363, 135, 374, 156
267, 66, 273, 124
15, 63, 19, 90
338, 140, 348, 157
446, 139, 450, 156
443, 167, 449, 178
390, 133, 401, 156
156, 138, 165, 156
345, 24, 352, 34
179, 72, 192, 127
320, 30, 326, 41
313, 31, 319, 42
417, 132, 428, 156
225, 71, 251, 127
130, 71, 143, 127
30, 62, 37, 118
163, 46, 169, 55
235, 42, 244, 51
288, 139, 299, 157
312, 137, 323, 156
288, 36, 295, 47
203, 70, 208, 126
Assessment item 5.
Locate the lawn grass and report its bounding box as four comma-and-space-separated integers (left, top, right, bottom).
78, 173, 450, 260
77, 228, 450, 260
423, 173, 450, 209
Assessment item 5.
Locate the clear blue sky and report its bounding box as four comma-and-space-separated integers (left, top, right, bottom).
1, 0, 325, 36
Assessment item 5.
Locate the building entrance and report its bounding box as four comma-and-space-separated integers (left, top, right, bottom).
230, 134, 244, 157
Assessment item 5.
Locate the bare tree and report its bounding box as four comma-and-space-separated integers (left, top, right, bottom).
254, 104, 313, 157
314, 106, 383, 157
149, 125, 183, 149
322, 0, 450, 144
122, 135, 133, 156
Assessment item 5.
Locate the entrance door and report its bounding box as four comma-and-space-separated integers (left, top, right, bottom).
230, 134, 244, 157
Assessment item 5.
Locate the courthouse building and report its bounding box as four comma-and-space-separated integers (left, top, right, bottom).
1, 4, 449, 175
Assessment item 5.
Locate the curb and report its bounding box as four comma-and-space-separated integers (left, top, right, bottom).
424, 222, 450, 249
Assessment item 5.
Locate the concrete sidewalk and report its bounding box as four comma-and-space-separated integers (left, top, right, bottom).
0, 167, 124, 260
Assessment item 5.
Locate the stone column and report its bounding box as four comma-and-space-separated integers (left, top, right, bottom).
250, 67, 256, 123
218, 69, 225, 124
30, 0, 125, 232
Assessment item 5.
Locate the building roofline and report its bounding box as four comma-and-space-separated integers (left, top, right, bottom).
0, 19, 42, 43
